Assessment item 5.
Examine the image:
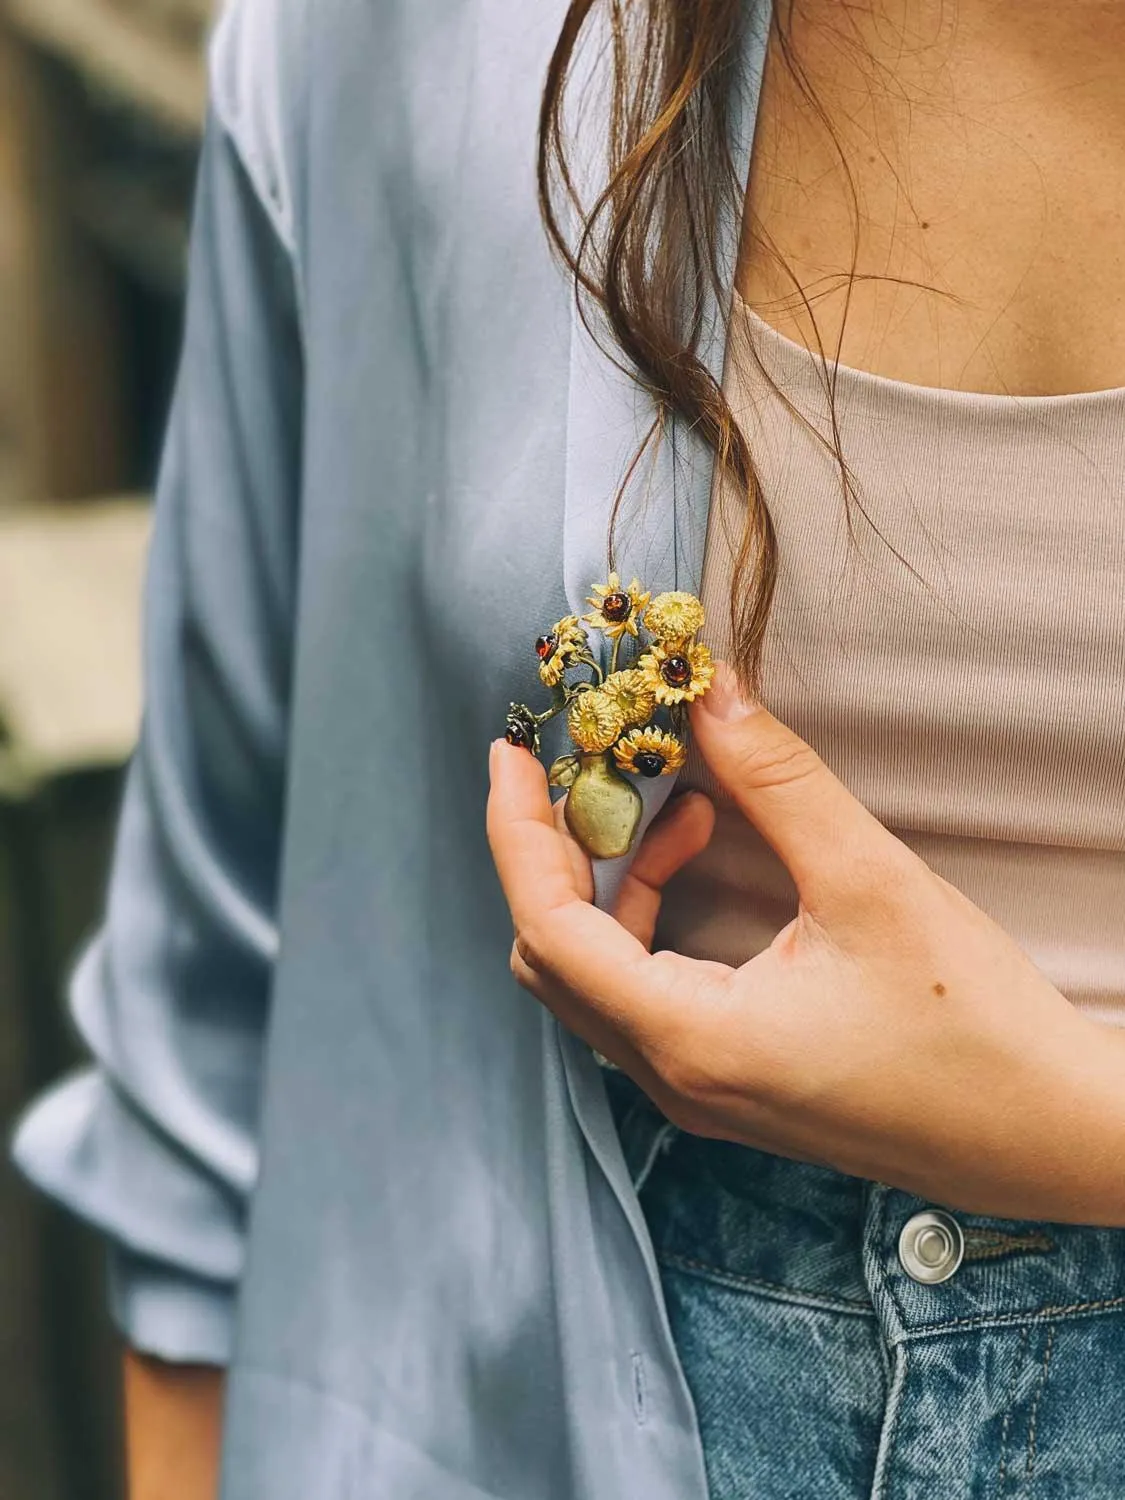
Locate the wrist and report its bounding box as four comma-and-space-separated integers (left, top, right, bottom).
124, 1348, 224, 1500
1023, 1010, 1125, 1227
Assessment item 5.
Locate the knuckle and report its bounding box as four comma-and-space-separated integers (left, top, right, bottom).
512, 918, 562, 981
510, 928, 546, 983
638, 963, 731, 1129
648, 1049, 716, 1132
513, 929, 541, 974
733, 733, 824, 793
646, 1078, 702, 1134
509, 940, 528, 983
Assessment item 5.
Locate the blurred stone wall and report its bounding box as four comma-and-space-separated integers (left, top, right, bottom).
0, 3, 213, 1495
2, 772, 126, 1500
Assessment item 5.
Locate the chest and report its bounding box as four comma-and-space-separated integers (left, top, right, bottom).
696, 317, 1125, 845
738, 5, 1125, 398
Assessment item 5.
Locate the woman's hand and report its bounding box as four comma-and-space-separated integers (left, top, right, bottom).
487, 661, 1125, 1226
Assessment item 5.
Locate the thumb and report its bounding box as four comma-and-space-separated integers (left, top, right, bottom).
690, 660, 891, 904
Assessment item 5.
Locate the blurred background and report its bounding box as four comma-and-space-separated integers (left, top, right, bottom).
0, 1, 215, 1493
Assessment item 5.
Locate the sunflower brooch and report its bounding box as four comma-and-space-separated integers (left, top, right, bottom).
503, 574, 713, 859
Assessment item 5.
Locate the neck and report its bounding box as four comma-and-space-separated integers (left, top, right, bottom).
786, 0, 1125, 106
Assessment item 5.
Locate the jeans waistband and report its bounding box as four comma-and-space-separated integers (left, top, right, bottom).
600, 1061, 1125, 1340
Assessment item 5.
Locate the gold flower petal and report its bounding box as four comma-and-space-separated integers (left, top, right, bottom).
567, 690, 626, 753
536, 614, 588, 686
613, 726, 687, 777
553, 614, 588, 650
583, 574, 652, 640
587, 571, 621, 604
644, 591, 705, 643
637, 641, 715, 705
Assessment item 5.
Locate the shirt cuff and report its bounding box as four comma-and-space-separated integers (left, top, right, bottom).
107, 1243, 237, 1365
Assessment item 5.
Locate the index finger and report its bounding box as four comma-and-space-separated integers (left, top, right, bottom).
486, 740, 669, 1022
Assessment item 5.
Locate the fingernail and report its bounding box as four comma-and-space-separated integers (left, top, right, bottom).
700, 660, 755, 722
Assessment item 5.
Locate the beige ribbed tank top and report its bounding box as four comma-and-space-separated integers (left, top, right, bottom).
658, 291, 1125, 1026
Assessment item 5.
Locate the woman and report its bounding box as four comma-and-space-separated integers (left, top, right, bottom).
13, 0, 1125, 1495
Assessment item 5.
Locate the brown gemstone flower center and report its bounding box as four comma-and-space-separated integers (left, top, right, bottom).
634, 751, 666, 777
661, 654, 692, 687
601, 592, 632, 623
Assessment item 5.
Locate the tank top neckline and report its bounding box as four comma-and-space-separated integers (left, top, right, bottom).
732, 286, 1125, 410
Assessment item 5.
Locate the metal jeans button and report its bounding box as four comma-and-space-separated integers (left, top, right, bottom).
898, 1209, 965, 1284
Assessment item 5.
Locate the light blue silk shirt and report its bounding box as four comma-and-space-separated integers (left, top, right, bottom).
12, 0, 772, 1493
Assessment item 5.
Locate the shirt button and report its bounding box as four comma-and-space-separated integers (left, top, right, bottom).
898, 1209, 965, 1284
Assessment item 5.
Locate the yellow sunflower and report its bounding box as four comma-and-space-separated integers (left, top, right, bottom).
599, 669, 657, 729
637, 641, 715, 705
536, 615, 587, 687
644, 590, 705, 644
613, 727, 687, 778
567, 690, 626, 753
583, 572, 651, 639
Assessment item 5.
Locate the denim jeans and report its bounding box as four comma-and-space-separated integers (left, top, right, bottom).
602, 1064, 1125, 1499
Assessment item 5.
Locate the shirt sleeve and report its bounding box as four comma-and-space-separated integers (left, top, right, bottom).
9, 101, 303, 1365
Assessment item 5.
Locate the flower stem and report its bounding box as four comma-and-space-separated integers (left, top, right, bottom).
571, 652, 604, 686
533, 694, 570, 727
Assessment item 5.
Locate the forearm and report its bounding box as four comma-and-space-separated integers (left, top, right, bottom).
124, 1349, 224, 1500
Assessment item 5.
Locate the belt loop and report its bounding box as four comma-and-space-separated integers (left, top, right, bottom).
633, 1120, 679, 1194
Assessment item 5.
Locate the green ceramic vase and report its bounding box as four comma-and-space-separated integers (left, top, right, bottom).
563, 752, 643, 860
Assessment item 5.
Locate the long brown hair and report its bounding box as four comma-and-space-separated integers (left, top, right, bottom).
538, 0, 875, 696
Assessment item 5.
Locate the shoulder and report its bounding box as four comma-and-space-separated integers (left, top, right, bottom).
207, 0, 316, 254
205, 0, 491, 259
